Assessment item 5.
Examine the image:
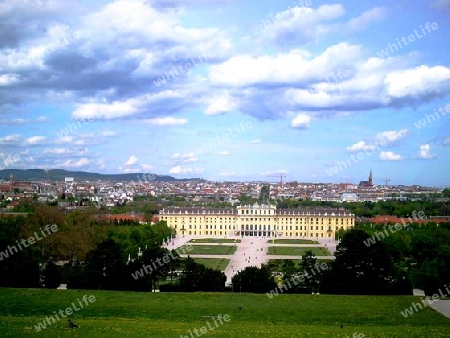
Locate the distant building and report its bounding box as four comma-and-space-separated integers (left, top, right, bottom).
159, 203, 354, 238
359, 170, 373, 187
340, 193, 359, 202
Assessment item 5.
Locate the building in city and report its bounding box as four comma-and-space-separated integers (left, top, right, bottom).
159, 203, 354, 238
359, 170, 373, 187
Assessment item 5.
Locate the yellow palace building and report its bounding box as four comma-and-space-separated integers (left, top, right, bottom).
159, 203, 355, 238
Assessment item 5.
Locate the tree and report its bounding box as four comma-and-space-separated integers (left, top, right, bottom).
0, 217, 40, 288
79, 239, 129, 290
300, 251, 322, 292
178, 257, 226, 292
231, 265, 277, 293
43, 261, 62, 289
280, 259, 296, 280
322, 229, 412, 295
136, 245, 171, 291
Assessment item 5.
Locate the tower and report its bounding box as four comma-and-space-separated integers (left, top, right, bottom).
369, 170, 372, 186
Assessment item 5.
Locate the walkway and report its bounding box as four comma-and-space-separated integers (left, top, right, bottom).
164, 235, 338, 284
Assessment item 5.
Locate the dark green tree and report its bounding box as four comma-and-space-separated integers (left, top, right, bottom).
231, 264, 277, 293
322, 229, 412, 295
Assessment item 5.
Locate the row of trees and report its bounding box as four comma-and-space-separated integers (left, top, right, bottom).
66, 239, 225, 292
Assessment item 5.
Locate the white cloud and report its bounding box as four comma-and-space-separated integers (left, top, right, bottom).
101, 130, 117, 137
44, 148, 67, 154
72, 98, 144, 120
205, 92, 237, 115
379, 151, 403, 161
141, 164, 154, 170
168, 165, 203, 174
251, 139, 262, 144
125, 155, 138, 165
419, 144, 436, 159
376, 129, 409, 143
346, 7, 387, 32
0, 134, 22, 144
259, 4, 345, 44
169, 165, 182, 174
385, 65, 450, 98
347, 129, 408, 153
0, 74, 21, 86
347, 141, 375, 152
144, 117, 188, 126
27, 136, 47, 145
59, 158, 91, 168
171, 152, 197, 163
217, 150, 230, 155
290, 113, 311, 129
209, 43, 361, 87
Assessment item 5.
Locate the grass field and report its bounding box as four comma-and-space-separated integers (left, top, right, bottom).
268, 246, 331, 256
181, 244, 237, 255
269, 239, 319, 244
0, 288, 449, 337
193, 258, 230, 271
189, 238, 241, 244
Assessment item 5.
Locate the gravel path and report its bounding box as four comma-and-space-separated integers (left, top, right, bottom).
429, 301, 450, 318
164, 235, 338, 284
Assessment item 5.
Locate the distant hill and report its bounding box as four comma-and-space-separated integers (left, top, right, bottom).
0, 169, 204, 182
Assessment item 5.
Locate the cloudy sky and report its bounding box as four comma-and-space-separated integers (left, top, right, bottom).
0, 0, 449, 186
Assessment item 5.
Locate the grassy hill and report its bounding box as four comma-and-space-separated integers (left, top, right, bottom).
0, 288, 449, 337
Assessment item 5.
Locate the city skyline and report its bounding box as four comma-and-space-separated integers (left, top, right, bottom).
1, 0, 449, 187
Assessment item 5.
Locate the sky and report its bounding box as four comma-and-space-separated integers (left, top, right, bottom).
0, 0, 449, 187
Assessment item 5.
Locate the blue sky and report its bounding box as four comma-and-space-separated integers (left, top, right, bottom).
0, 0, 449, 186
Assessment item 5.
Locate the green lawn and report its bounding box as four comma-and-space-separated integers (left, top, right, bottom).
182, 244, 237, 255
268, 246, 331, 256
193, 258, 230, 271
269, 239, 319, 244
0, 288, 449, 337
189, 238, 241, 244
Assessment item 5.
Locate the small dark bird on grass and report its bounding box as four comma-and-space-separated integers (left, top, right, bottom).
340, 325, 343, 329
238, 307, 243, 311
67, 319, 78, 328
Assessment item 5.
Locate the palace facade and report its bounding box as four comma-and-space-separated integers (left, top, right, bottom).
159, 204, 355, 238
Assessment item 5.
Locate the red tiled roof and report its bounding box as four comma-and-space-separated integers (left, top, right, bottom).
106, 214, 145, 222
